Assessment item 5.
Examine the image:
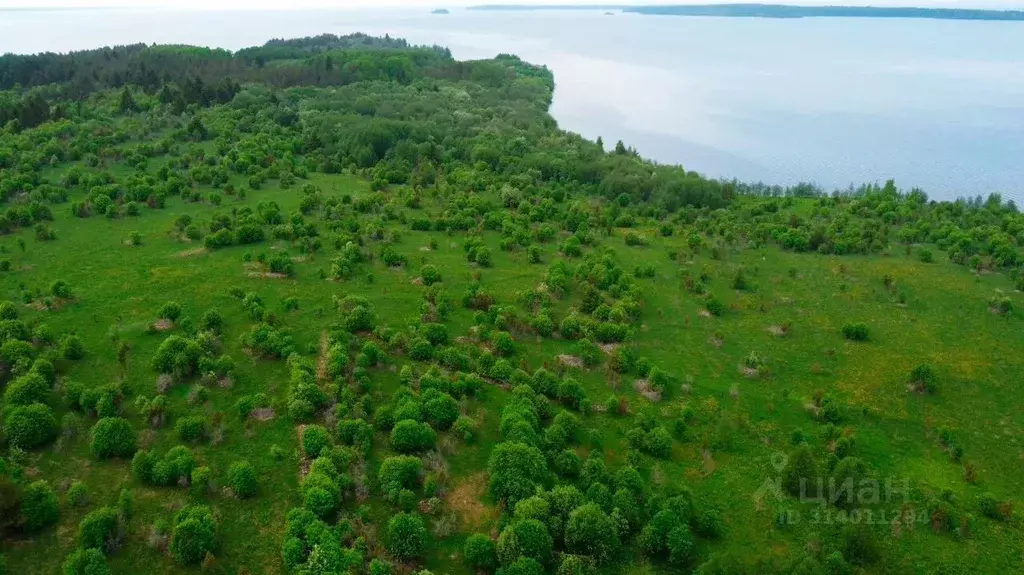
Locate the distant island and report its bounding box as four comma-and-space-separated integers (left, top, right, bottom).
432, 8, 450, 14
470, 4, 1024, 21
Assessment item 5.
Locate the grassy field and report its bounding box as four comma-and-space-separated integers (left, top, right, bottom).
1, 160, 1022, 574
1, 36, 1022, 575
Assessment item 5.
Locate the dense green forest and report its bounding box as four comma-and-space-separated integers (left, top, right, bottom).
0, 34, 1021, 575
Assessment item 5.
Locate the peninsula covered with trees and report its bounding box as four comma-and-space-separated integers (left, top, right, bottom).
0, 33, 1021, 575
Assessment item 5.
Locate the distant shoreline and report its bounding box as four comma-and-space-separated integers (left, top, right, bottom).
469, 4, 1024, 22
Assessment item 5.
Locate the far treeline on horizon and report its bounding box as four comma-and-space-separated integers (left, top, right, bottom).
470, 3, 1024, 20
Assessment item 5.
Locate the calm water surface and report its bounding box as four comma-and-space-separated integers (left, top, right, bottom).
2, 8, 1022, 202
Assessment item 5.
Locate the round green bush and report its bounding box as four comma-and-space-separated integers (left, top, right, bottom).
67, 481, 89, 507
378, 455, 423, 501
227, 460, 258, 498
464, 533, 497, 571
498, 557, 543, 575
497, 519, 553, 566
158, 301, 183, 322
77, 506, 119, 551
4, 373, 49, 406
174, 415, 207, 443
564, 503, 619, 563
302, 425, 330, 458
20, 480, 59, 531
61, 335, 85, 360
90, 417, 137, 459
420, 264, 441, 286
170, 505, 217, 565
423, 392, 459, 431
841, 322, 870, 342
62, 547, 110, 575
3, 403, 57, 449
389, 419, 436, 454
385, 512, 427, 560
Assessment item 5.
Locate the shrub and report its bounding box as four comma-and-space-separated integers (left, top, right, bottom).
841, 323, 869, 341
3, 403, 57, 449
385, 513, 428, 560
919, 248, 933, 263
492, 331, 517, 356
497, 519, 553, 565
67, 481, 89, 507
302, 425, 330, 458
51, 280, 73, 299
175, 416, 207, 443
200, 309, 223, 333
20, 480, 59, 531
705, 296, 725, 317
390, 420, 436, 453
158, 301, 183, 322
4, 373, 48, 406
62, 548, 110, 575
908, 363, 937, 394
170, 505, 217, 565
420, 265, 441, 286
841, 523, 879, 566
379, 456, 423, 501
78, 506, 119, 552
423, 391, 459, 431
500, 557, 544, 575
781, 444, 817, 497
488, 442, 549, 507
227, 461, 257, 498
564, 503, 619, 563
464, 533, 497, 571
91, 418, 137, 459
61, 334, 86, 360
989, 296, 1013, 316
978, 493, 1013, 521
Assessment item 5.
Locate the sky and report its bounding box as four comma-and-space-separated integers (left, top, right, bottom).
1, 0, 1022, 10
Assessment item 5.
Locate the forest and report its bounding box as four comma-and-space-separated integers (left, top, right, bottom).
0, 33, 1021, 575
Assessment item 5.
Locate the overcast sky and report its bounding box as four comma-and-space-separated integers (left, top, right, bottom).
1, 0, 1022, 9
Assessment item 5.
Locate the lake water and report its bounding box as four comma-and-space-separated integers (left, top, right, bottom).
2, 8, 1023, 202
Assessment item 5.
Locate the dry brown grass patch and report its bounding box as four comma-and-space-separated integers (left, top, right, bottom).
174, 247, 207, 258
448, 472, 496, 531
153, 319, 174, 331
557, 355, 584, 368
633, 378, 662, 402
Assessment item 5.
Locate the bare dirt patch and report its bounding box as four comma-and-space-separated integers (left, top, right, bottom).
701, 449, 717, 477
767, 325, 786, 337
153, 319, 174, 331
598, 343, 620, 355
316, 330, 329, 382
557, 355, 584, 368
633, 378, 662, 402
247, 272, 289, 279
156, 374, 174, 393
251, 408, 275, 421
448, 472, 496, 531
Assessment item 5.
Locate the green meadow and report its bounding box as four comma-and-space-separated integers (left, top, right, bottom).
0, 34, 1021, 575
